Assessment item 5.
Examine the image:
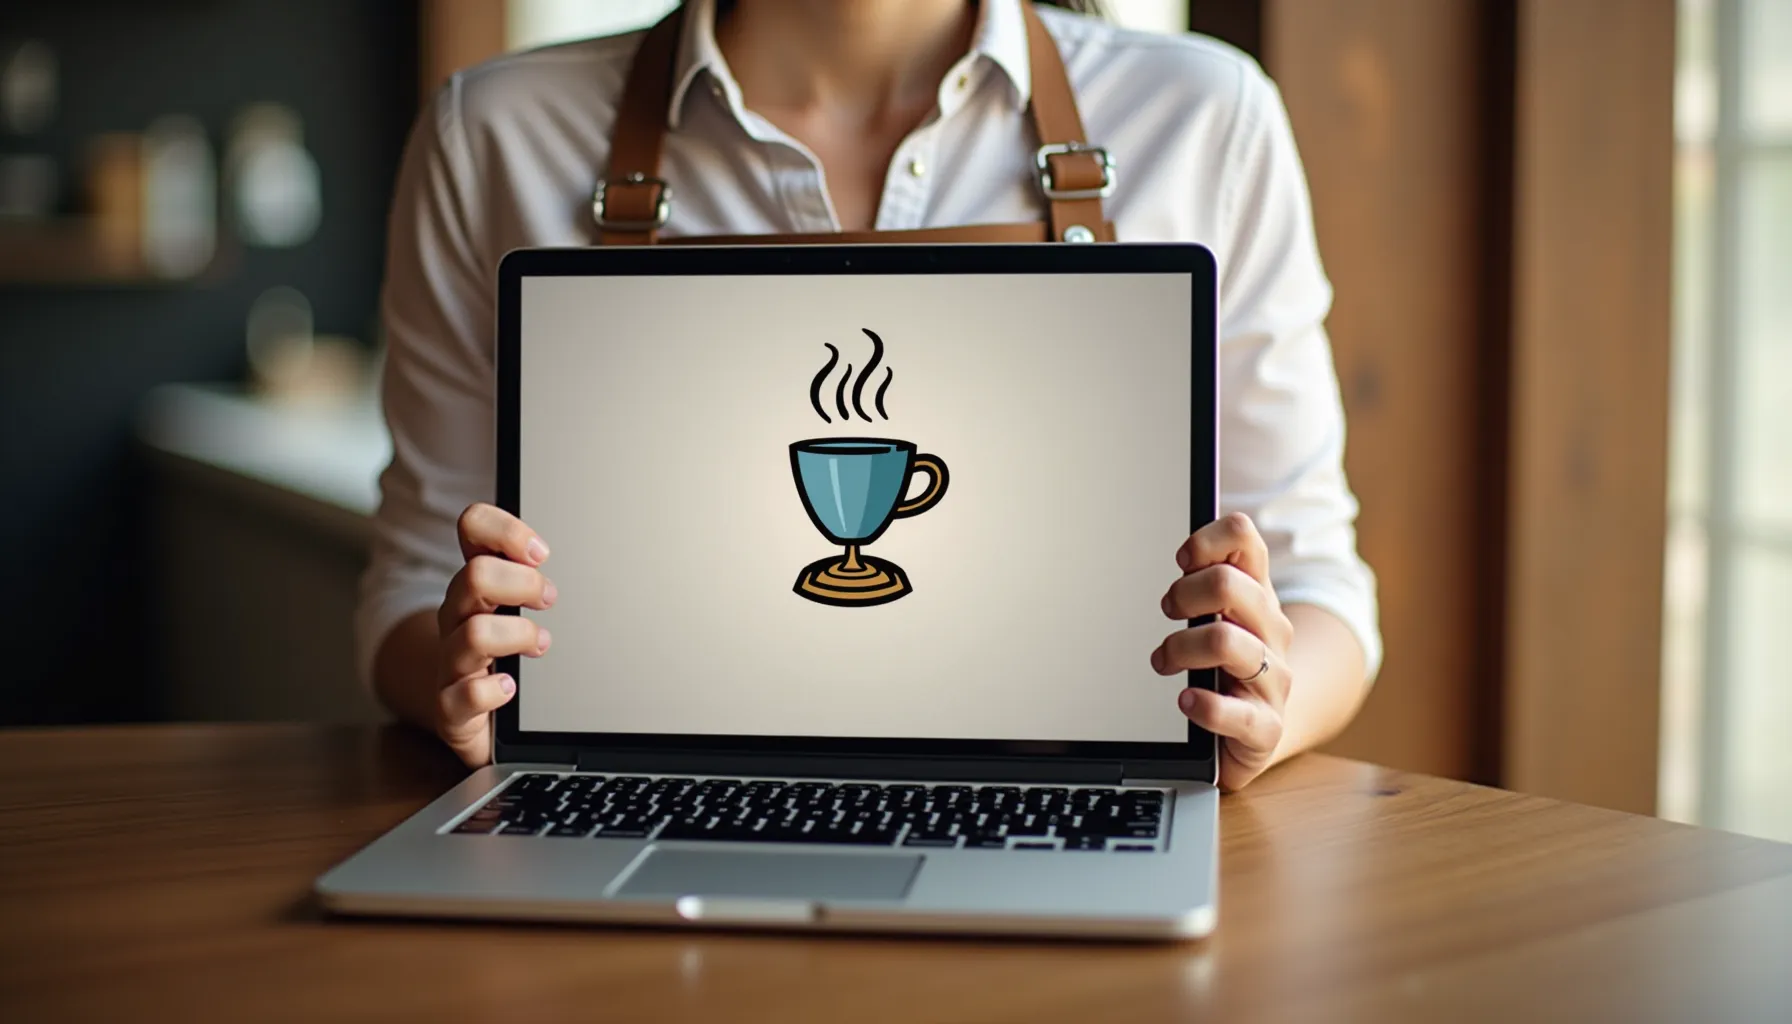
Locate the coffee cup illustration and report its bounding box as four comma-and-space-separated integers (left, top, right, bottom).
790, 438, 948, 606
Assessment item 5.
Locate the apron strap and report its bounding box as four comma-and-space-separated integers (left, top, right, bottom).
1020, 2, 1116, 243
596, 2, 1114, 245
594, 11, 682, 246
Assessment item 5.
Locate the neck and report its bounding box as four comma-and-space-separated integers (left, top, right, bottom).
717, 0, 978, 114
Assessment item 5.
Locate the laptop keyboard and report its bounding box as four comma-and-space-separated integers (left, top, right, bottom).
449, 773, 1169, 852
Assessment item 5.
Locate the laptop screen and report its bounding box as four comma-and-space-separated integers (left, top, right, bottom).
506, 251, 1211, 755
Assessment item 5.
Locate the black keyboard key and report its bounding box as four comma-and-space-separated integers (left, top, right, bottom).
902, 834, 959, 848
962, 834, 1009, 849
598, 812, 657, 833
546, 822, 593, 837
497, 821, 545, 835
1113, 843, 1156, 852
1079, 816, 1162, 838
787, 782, 831, 804
452, 817, 501, 834
813, 827, 898, 846
592, 825, 651, 839
1012, 841, 1057, 850
932, 786, 972, 808
654, 820, 722, 842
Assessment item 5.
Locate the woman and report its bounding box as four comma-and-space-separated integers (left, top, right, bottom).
357, 0, 1381, 791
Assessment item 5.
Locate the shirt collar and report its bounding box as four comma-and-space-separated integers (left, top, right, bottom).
974, 0, 1033, 107
667, 0, 732, 131
665, 0, 1034, 130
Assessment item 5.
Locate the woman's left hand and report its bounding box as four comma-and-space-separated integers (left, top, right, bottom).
1150, 512, 1294, 792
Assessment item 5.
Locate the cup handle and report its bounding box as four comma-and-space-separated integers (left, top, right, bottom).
892, 455, 949, 519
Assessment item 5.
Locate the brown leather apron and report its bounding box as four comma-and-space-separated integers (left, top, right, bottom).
593, 2, 1115, 247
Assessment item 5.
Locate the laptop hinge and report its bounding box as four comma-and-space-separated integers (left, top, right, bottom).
573, 750, 1124, 785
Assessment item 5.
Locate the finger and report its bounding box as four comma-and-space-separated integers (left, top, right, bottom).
442, 614, 551, 679
457, 503, 550, 566
1175, 512, 1271, 591
441, 556, 556, 629
439, 671, 517, 728
1151, 620, 1266, 681
1175, 687, 1280, 755
1162, 564, 1292, 648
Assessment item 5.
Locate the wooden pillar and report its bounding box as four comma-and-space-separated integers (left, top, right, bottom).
1260, 0, 1499, 783
1235, 0, 1674, 811
1501, 0, 1674, 814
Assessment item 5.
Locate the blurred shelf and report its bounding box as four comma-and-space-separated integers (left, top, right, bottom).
137, 382, 390, 526
0, 218, 233, 287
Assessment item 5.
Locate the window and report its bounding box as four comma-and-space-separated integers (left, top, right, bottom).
1663, 0, 1792, 841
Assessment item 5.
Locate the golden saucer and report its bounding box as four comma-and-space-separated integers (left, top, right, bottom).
793, 553, 912, 606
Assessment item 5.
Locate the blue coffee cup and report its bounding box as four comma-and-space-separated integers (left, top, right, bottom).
790, 438, 948, 545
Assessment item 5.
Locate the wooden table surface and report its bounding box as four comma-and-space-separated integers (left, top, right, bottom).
3, 725, 1791, 1022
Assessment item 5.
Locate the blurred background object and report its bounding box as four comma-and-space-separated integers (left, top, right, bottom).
226, 103, 324, 250
1, 37, 57, 134
0, 1, 1786, 847
0, 39, 58, 222
141, 114, 216, 278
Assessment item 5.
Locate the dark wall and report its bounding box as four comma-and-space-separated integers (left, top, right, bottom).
0, 1, 419, 724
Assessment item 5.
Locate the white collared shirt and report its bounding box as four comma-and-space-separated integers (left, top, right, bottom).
358, 0, 1383, 685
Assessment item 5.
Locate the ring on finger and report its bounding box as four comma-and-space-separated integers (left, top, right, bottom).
1237, 642, 1270, 683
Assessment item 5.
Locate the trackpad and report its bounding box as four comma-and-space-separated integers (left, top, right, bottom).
614, 848, 922, 902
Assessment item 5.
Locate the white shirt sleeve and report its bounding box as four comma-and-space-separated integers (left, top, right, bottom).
353, 76, 497, 688
1213, 64, 1383, 681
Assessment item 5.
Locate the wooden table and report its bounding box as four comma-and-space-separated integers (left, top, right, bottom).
3, 725, 1790, 1022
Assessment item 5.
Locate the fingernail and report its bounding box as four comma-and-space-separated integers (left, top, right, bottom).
1150, 647, 1165, 673
526, 537, 550, 564
1176, 547, 1192, 570
542, 579, 558, 606
1178, 689, 1196, 712
536, 627, 552, 654
499, 674, 516, 696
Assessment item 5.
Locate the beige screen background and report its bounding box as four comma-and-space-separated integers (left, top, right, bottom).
519, 273, 1193, 742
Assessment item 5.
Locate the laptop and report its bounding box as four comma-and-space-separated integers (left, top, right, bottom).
316, 242, 1221, 940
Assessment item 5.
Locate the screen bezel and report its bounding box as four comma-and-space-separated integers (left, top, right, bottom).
493, 243, 1219, 782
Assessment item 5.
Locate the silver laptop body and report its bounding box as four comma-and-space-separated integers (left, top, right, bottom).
316, 243, 1222, 940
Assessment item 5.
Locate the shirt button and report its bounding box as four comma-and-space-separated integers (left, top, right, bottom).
955, 73, 969, 91
908, 158, 926, 178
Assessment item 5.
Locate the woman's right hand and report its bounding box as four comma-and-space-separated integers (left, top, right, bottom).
431, 503, 556, 765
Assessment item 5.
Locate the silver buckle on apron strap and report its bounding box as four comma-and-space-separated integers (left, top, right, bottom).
592, 172, 672, 231
1034, 142, 1116, 201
